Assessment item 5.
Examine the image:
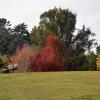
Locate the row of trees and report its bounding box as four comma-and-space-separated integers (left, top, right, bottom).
30, 8, 97, 71
0, 18, 31, 55
0, 7, 99, 72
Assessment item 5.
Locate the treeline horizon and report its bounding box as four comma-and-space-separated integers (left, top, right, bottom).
0, 7, 100, 72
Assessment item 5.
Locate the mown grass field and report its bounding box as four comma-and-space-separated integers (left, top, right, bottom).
0, 71, 100, 100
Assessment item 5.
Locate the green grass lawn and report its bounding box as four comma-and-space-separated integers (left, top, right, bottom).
0, 71, 100, 100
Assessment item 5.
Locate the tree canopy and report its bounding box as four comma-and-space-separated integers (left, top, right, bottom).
0, 7, 98, 71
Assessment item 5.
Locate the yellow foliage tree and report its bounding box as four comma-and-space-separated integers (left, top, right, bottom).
96, 54, 100, 71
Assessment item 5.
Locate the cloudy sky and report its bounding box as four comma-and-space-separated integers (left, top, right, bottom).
0, 0, 100, 43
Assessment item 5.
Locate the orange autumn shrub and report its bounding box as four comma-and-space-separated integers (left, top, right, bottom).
11, 44, 34, 72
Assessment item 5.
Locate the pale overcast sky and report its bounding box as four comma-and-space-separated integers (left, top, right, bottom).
0, 0, 100, 44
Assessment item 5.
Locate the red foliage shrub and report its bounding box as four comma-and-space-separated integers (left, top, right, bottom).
41, 35, 64, 71
10, 35, 64, 72
29, 35, 64, 71
28, 52, 42, 72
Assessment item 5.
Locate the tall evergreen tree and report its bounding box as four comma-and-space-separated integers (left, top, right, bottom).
13, 23, 31, 49
0, 18, 12, 55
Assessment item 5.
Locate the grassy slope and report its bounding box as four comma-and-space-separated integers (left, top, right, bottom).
0, 71, 100, 100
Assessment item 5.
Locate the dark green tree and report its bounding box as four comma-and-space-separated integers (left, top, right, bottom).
66, 26, 96, 70
67, 54, 88, 71
86, 51, 97, 70
0, 18, 21, 55
0, 58, 5, 69
0, 18, 12, 55
39, 8, 96, 70
13, 23, 31, 48
96, 45, 100, 55
74, 25, 96, 55
30, 26, 48, 49
0, 18, 31, 55
40, 7, 76, 40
